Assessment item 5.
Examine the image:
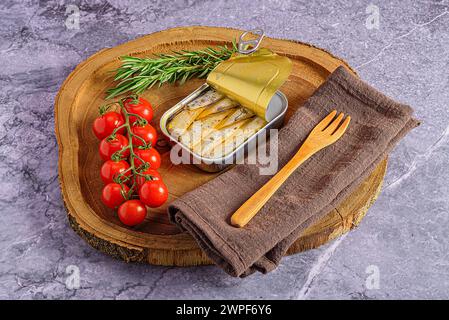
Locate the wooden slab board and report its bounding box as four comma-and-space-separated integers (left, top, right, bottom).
55, 26, 387, 266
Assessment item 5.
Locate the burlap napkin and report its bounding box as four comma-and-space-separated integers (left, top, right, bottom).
168, 66, 420, 277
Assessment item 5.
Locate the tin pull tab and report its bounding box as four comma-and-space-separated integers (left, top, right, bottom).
238, 29, 265, 54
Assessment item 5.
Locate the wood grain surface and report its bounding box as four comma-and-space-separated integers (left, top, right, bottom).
55, 26, 387, 266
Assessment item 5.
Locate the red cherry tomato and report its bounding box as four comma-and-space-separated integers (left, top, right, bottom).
100, 160, 131, 184
92, 111, 125, 140
134, 147, 161, 169
131, 124, 158, 147
99, 134, 129, 161
139, 180, 168, 208
101, 183, 129, 209
135, 168, 162, 190
123, 97, 153, 125
117, 200, 147, 226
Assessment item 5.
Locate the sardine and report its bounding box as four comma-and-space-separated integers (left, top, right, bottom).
179, 109, 234, 149
186, 88, 224, 110
167, 107, 205, 140
206, 117, 266, 158
196, 98, 238, 119
192, 119, 248, 157
217, 107, 255, 129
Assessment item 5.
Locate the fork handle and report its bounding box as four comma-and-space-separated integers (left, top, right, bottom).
230, 144, 315, 228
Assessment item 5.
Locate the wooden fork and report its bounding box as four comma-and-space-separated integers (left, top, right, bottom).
230, 110, 351, 228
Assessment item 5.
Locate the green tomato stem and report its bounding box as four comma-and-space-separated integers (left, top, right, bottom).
103, 96, 157, 198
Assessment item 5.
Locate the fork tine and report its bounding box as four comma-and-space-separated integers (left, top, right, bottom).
332, 116, 351, 138
315, 110, 337, 131
323, 112, 344, 134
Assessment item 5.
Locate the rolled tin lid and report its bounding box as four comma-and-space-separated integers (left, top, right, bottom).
206, 33, 292, 122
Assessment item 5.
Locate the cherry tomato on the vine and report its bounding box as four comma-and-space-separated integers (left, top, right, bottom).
99, 134, 129, 161
92, 111, 125, 140
100, 160, 131, 185
139, 180, 168, 208
134, 147, 161, 169
118, 200, 147, 226
101, 183, 129, 209
123, 97, 153, 125
131, 123, 158, 147
135, 168, 162, 190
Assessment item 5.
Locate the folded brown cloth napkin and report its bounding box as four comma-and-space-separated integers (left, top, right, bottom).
168, 66, 420, 277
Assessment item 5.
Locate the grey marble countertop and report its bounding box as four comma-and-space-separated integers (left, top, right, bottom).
0, 0, 448, 300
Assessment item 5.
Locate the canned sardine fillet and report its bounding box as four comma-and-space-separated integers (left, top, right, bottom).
179, 109, 233, 149
217, 107, 255, 129
160, 84, 288, 172
206, 117, 266, 159
186, 89, 224, 110
197, 98, 238, 119
167, 87, 265, 159
166, 107, 205, 140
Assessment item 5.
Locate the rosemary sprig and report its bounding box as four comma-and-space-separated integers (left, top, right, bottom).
106, 42, 238, 99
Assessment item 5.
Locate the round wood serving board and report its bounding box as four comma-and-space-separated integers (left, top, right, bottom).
55, 26, 387, 266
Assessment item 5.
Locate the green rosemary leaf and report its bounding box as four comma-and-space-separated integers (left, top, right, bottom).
198, 68, 209, 78
106, 42, 237, 99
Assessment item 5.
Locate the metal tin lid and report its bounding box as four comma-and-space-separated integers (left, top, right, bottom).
206, 30, 292, 121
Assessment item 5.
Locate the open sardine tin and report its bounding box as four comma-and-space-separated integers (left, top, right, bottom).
160, 47, 292, 172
